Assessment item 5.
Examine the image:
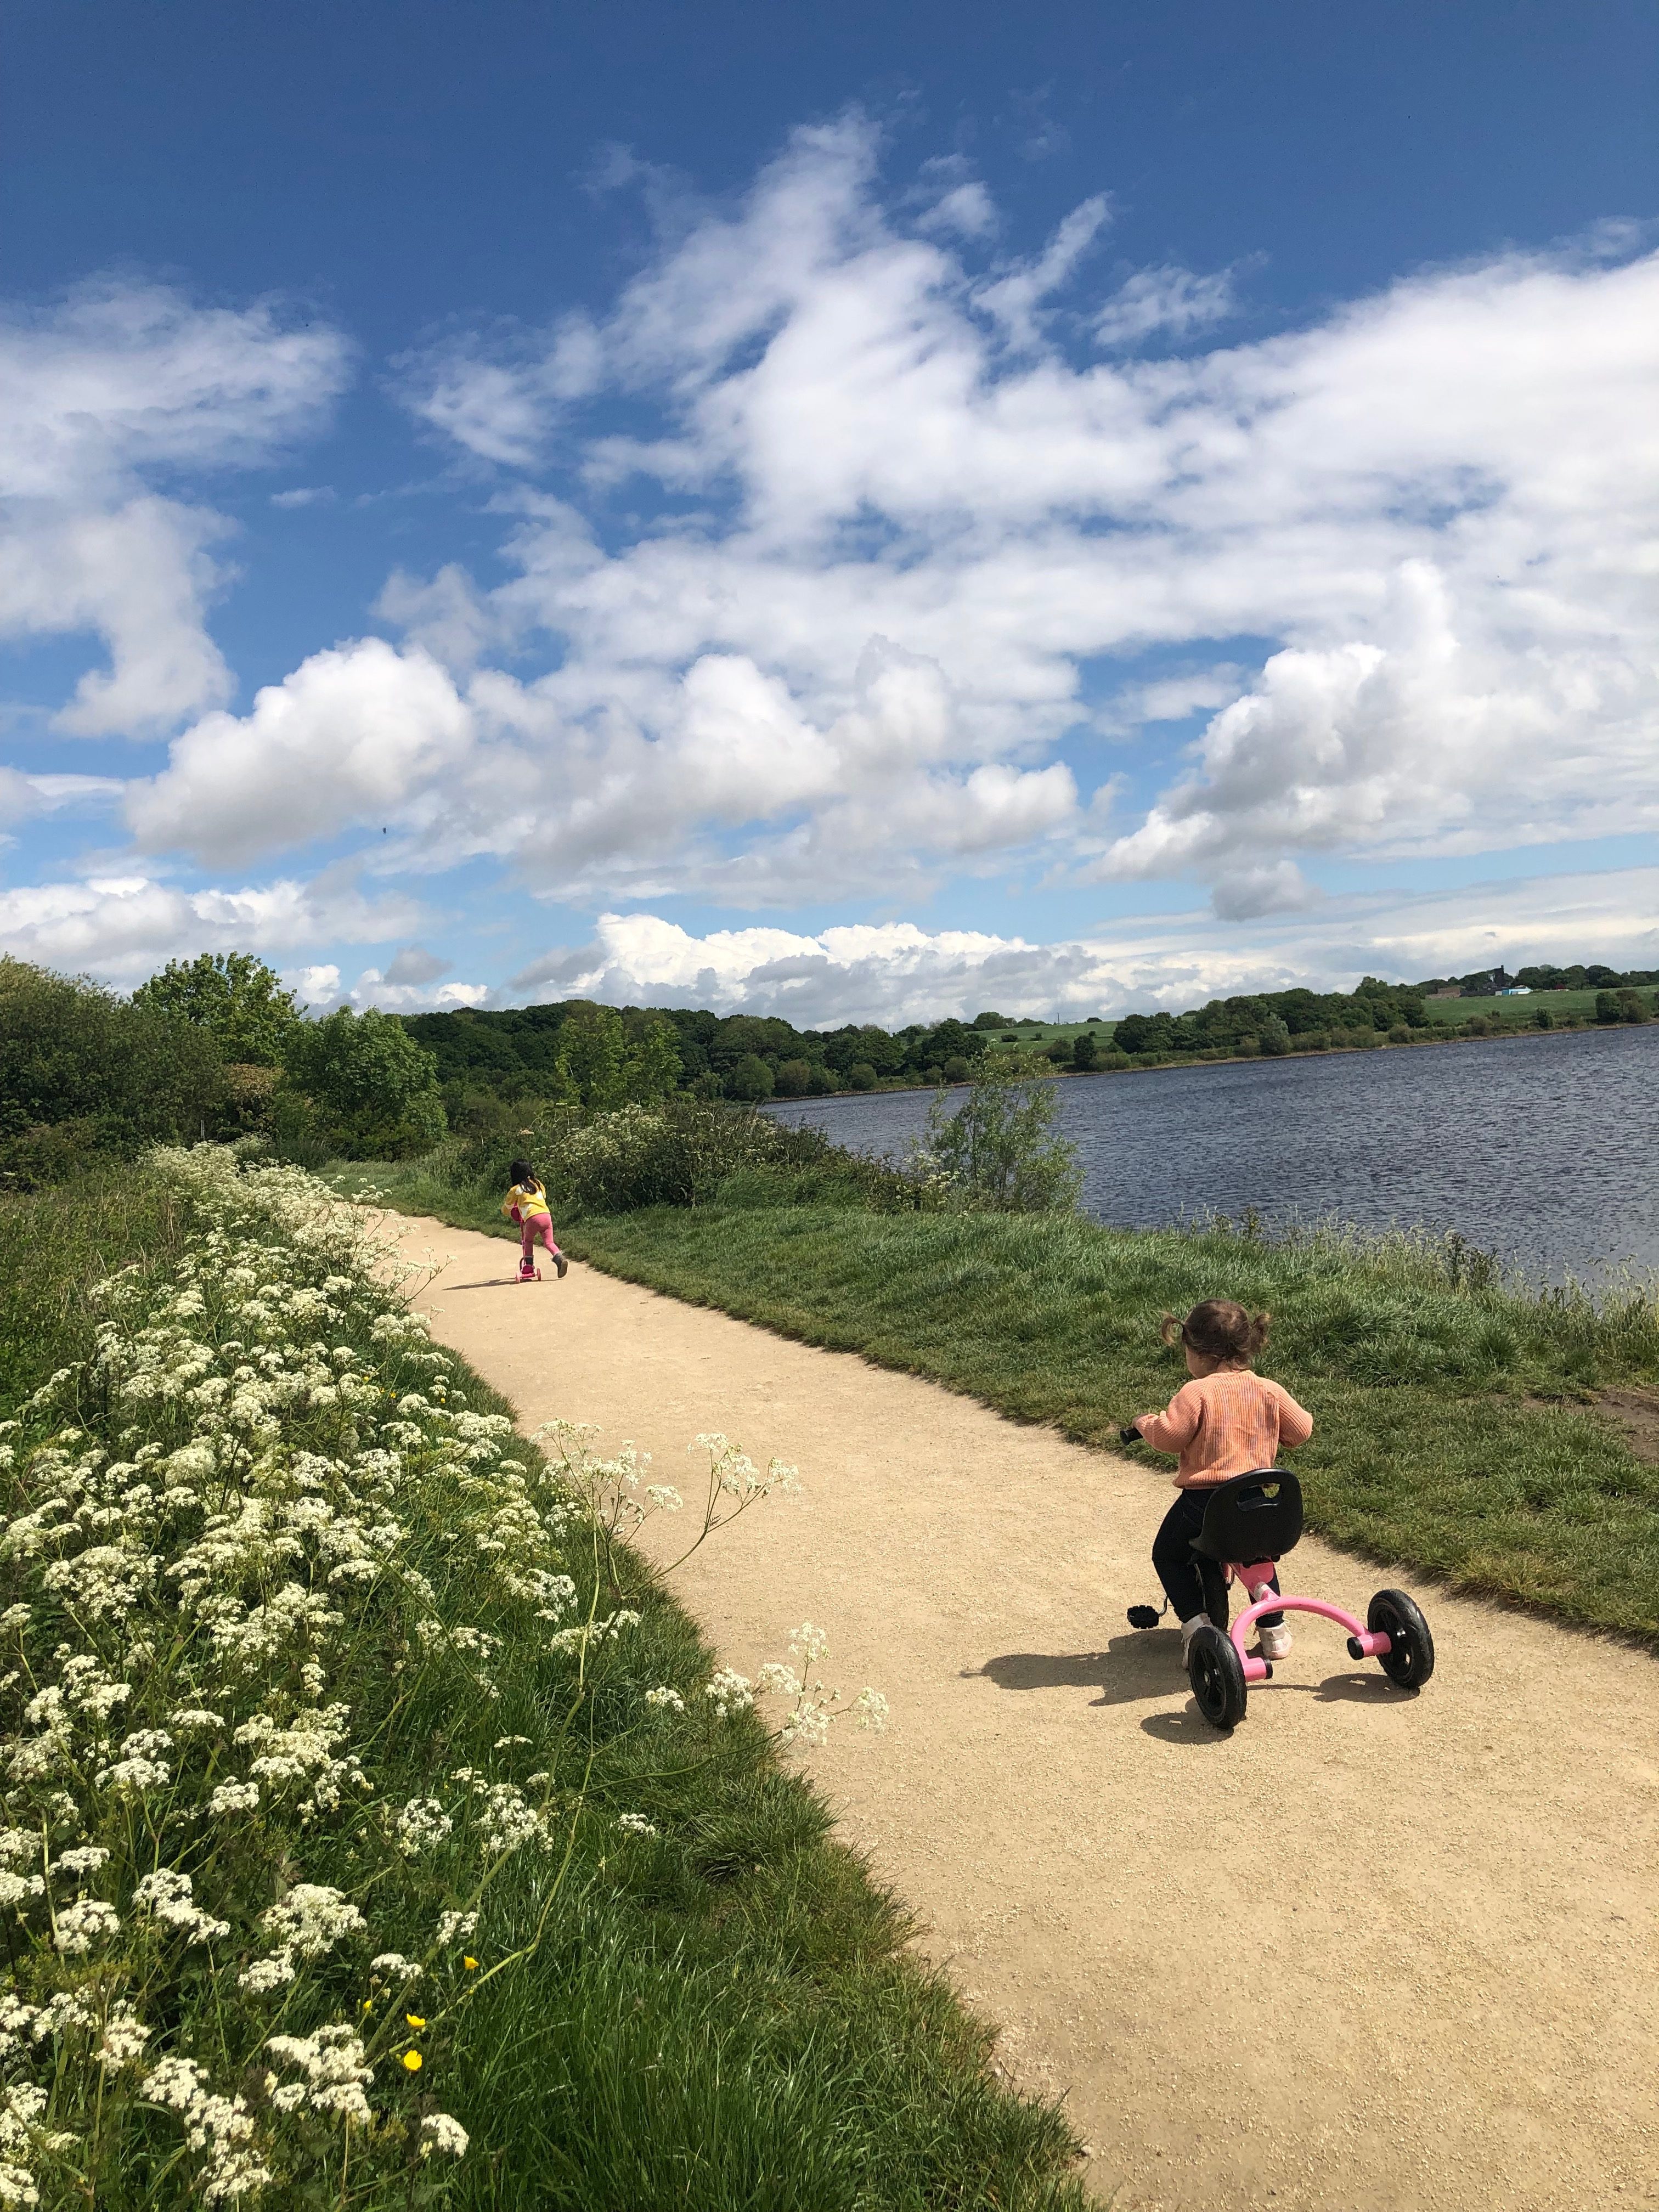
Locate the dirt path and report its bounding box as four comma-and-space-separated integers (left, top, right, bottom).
397, 1217, 1659, 2212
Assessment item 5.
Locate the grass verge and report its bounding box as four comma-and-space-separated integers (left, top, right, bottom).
0, 1154, 1085, 2209
359, 1173, 1659, 1646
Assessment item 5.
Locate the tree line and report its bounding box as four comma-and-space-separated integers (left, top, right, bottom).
4, 945, 1655, 1187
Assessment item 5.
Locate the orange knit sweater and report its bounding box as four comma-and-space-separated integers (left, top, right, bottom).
1137, 1370, 1313, 1487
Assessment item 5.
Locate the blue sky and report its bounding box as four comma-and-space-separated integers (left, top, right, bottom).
3, 0, 1656, 1024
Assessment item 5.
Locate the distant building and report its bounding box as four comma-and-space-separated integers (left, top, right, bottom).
1498, 986, 1532, 996
1429, 986, 1462, 999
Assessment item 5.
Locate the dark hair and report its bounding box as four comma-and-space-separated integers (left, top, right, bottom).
507, 1157, 538, 1189
1160, 1299, 1270, 1364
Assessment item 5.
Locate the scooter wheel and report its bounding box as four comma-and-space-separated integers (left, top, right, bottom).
1187, 1624, 1247, 1730
1368, 1589, 1435, 1689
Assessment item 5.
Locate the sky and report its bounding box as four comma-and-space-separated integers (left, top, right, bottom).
3, 0, 1657, 1028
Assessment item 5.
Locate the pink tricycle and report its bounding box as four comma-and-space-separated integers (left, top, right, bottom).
1127, 1469, 1435, 1730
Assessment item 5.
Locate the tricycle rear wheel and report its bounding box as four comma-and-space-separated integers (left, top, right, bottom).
1368, 1589, 1435, 1689
1187, 1624, 1247, 1729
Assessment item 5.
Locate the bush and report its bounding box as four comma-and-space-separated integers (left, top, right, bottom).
0, 958, 224, 1178
911, 1065, 1082, 1214
1596, 988, 1651, 1025
1259, 1015, 1291, 1056
1043, 1039, 1071, 1065
941, 1054, 972, 1082
847, 1062, 877, 1091
1071, 1034, 1098, 1071
1388, 1024, 1412, 1045
773, 1059, 813, 1098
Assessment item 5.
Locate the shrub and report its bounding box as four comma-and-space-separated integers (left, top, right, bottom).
773, 1059, 813, 1098
0, 958, 224, 1177
1070, 1033, 1098, 1071
941, 1054, 972, 1082
847, 1062, 877, 1091
911, 1065, 1082, 1214
1388, 1024, 1412, 1045
1596, 988, 1650, 1025
1043, 1039, 1072, 1065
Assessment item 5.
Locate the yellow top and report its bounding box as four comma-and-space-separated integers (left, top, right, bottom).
503, 1181, 551, 1221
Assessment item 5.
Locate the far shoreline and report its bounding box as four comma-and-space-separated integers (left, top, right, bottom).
760, 1006, 1646, 1110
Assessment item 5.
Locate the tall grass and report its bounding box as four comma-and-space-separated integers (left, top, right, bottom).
0, 1152, 1085, 2209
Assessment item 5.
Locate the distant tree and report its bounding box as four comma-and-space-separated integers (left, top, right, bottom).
847, 1062, 878, 1091
726, 1053, 775, 1102
773, 1058, 812, 1097
622, 1013, 683, 1104
133, 951, 301, 1066
552, 1004, 630, 1111
1596, 989, 1650, 1026
1043, 1039, 1072, 1065
1071, 1032, 1098, 1071
941, 1054, 972, 1082
1259, 1015, 1291, 1056
971, 1011, 1009, 1029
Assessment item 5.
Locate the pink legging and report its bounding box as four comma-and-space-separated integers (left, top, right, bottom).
520, 1211, 562, 1265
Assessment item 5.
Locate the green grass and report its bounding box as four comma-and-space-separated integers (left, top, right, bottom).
0, 1161, 1087, 2209
1416, 990, 1599, 1026
510, 1204, 1659, 1645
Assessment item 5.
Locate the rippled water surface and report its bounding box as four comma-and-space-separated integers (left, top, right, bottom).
767, 1025, 1659, 1284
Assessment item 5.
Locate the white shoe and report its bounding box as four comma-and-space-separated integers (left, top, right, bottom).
1180, 1614, 1211, 1658
1258, 1621, 1293, 1662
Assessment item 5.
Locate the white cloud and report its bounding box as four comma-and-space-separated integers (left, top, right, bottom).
1093, 262, 1239, 349
503, 865, 1659, 1027
377, 115, 1659, 920
270, 486, 335, 509
347, 968, 489, 1013
0, 279, 349, 735
126, 640, 475, 866
0, 869, 420, 987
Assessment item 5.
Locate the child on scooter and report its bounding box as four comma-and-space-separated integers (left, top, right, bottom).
1129, 1299, 1311, 1663
502, 1158, 569, 1280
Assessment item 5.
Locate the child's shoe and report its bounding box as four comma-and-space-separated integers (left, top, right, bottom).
1180, 1614, 1211, 1659
554, 1252, 569, 1279
1258, 1621, 1293, 1662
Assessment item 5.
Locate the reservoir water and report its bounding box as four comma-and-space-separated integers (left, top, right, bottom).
766, 1023, 1659, 1286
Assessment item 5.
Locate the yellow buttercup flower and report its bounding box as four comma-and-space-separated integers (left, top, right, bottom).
463, 1956, 478, 1971
405, 2013, 426, 2030
402, 2050, 422, 2072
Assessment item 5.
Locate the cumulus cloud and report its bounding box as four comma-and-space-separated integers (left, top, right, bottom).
0, 280, 349, 735
0, 871, 420, 986
504, 865, 1659, 1028
126, 640, 474, 866
377, 113, 1659, 919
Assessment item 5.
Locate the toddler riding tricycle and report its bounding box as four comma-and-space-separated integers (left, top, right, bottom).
1127, 1467, 1435, 1729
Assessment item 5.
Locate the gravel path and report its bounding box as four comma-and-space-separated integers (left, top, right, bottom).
399, 1217, 1659, 2212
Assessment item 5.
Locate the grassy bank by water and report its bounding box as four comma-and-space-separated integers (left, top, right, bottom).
0, 1156, 1085, 2210
357, 1166, 1659, 1646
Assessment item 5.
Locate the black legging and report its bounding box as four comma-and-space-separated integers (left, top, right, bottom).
1152, 1488, 1284, 1627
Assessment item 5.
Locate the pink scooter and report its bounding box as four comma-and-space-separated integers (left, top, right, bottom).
1126, 1468, 1435, 1730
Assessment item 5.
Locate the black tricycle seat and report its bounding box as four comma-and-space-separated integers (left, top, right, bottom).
1189, 1470, 1304, 1565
